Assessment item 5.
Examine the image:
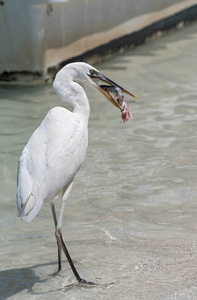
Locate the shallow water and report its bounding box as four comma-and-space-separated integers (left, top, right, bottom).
1, 22, 197, 300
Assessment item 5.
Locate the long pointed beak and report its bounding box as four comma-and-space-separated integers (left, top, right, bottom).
89, 70, 136, 109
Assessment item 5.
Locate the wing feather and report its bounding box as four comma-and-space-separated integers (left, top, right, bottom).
16, 106, 88, 223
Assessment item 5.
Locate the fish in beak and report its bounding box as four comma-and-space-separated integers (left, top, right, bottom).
89, 69, 136, 122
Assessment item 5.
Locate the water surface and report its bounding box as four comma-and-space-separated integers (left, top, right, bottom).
0, 22, 197, 300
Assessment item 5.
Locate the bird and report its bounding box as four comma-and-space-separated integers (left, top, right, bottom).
16, 62, 135, 284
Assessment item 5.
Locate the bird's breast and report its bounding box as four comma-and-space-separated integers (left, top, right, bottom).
39, 106, 88, 201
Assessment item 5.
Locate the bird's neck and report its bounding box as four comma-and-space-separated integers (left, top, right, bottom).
53, 78, 90, 123
72, 81, 90, 119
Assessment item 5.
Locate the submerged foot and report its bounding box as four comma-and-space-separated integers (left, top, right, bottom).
52, 266, 62, 277
78, 277, 95, 285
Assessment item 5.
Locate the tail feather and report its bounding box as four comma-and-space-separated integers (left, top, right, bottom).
16, 145, 44, 223
17, 192, 44, 223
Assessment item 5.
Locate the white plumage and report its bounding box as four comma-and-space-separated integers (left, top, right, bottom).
17, 63, 92, 223
17, 106, 88, 222
16, 62, 134, 284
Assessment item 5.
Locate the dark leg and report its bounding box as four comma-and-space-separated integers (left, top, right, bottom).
52, 181, 94, 285
55, 228, 94, 285
50, 203, 62, 272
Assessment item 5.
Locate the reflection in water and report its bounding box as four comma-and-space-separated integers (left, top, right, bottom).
1, 22, 197, 299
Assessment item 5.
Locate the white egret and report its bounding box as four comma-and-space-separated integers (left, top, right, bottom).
16, 62, 135, 284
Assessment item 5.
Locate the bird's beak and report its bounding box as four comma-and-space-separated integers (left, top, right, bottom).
89, 70, 136, 109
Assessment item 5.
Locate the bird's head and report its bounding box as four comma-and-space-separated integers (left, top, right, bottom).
54, 62, 136, 121
87, 67, 136, 109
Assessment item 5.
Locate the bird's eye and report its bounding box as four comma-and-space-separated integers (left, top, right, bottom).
88, 69, 95, 77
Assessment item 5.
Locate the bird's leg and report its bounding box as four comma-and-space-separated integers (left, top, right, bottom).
55, 227, 94, 284
50, 202, 62, 272
55, 181, 94, 285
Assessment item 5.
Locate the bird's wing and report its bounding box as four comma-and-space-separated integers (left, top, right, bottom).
16, 125, 48, 223
16, 107, 88, 223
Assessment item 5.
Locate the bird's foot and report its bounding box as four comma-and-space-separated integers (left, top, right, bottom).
77, 277, 95, 285
77, 278, 115, 288
52, 266, 62, 277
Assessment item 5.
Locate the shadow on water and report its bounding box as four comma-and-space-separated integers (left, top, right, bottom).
0, 262, 62, 299
0, 261, 115, 299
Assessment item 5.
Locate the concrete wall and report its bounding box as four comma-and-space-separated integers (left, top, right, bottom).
0, 0, 196, 79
